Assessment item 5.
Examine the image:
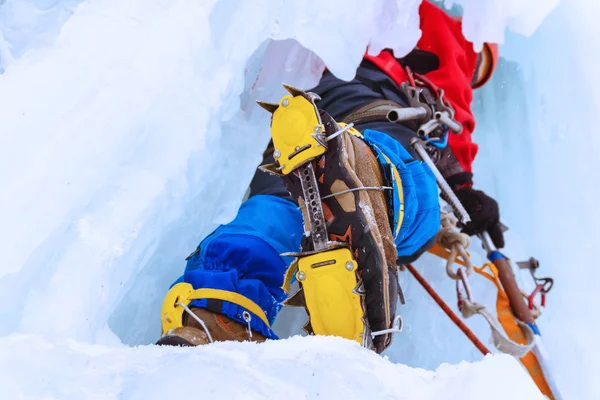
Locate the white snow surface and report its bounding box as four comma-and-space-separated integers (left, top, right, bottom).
1, 0, 596, 399
1, 334, 544, 400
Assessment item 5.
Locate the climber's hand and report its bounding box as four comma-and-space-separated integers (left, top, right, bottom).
454, 187, 505, 249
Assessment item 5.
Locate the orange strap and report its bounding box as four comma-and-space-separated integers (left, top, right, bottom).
428, 245, 554, 398
473, 263, 553, 399
430, 243, 555, 399
428, 242, 468, 267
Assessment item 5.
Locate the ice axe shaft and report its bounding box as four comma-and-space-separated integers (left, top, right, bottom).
479, 232, 535, 324
411, 138, 470, 224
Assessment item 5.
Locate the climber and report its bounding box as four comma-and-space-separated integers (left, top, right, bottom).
157, 0, 500, 350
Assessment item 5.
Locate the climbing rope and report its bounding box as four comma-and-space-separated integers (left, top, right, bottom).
437, 213, 473, 280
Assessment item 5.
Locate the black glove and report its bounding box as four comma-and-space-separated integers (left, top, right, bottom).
455, 187, 504, 248
447, 173, 504, 249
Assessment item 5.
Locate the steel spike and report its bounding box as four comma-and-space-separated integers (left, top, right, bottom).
302, 320, 314, 335
304, 91, 322, 102
256, 100, 279, 114
312, 133, 328, 148
398, 282, 406, 305
282, 287, 306, 307
361, 318, 371, 348
258, 163, 284, 177
352, 279, 366, 296
282, 84, 322, 102
282, 83, 306, 97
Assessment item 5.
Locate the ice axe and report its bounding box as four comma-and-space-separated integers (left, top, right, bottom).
412, 138, 564, 399
411, 138, 536, 324
478, 231, 536, 324
480, 232, 563, 400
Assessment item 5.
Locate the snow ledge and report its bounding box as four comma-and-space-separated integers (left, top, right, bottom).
0, 334, 544, 399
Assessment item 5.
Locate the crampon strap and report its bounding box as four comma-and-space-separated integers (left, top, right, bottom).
161, 283, 270, 334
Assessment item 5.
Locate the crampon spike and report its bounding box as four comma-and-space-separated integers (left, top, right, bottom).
282, 287, 306, 307
302, 320, 314, 335
282, 83, 306, 97
352, 279, 366, 296
256, 100, 279, 114
282, 83, 322, 102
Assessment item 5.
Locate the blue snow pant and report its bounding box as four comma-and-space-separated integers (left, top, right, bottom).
171, 129, 440, 339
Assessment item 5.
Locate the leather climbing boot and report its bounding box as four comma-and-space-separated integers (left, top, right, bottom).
157, 307, 267, 347
258, 85, 399, 353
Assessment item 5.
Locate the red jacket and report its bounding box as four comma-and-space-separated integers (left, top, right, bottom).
366, 1, 492, 174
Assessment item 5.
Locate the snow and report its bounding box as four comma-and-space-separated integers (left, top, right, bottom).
0, 334, 544, 400
0, 0, 595, 399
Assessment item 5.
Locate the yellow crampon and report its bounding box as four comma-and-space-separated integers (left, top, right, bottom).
257, 84, 326, 176
259, 85, 367, 346
283, 247, 366, 345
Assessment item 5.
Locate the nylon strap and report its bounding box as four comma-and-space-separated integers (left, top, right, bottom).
427, 214, 535, 357
428, 242, 467, 267
189, 288, 270, 328
282, 259, 298, 294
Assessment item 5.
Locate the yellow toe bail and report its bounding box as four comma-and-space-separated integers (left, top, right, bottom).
160, 283, 270, 334
292, 247, 366, 345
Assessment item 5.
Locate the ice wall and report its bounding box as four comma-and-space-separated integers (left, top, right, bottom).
0, 0, 425, 344
0, 0, 82, 71
386, 2, 600, 398
473, 2, 600, 398
446, 0, 558, 49
2, 0, 594, 398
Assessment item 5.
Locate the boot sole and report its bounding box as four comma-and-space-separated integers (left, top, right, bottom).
283, 117, 395, 352
156, 335, 194, 347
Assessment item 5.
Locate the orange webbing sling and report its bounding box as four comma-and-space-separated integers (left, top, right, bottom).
472, 262, 553, 399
